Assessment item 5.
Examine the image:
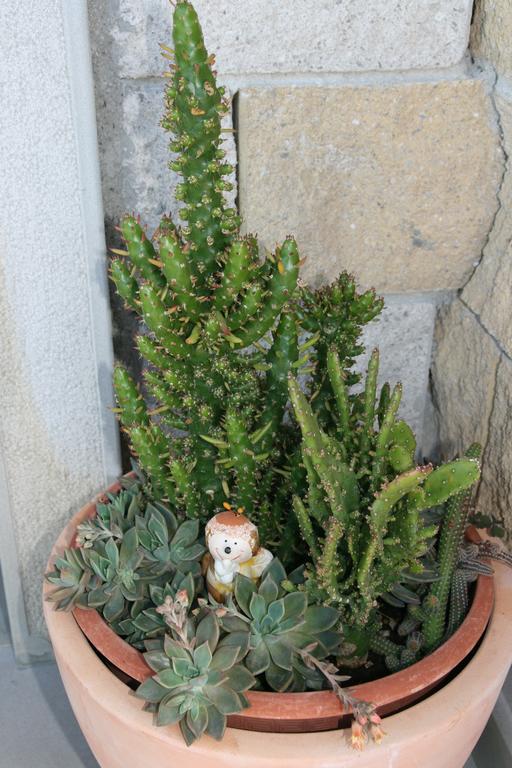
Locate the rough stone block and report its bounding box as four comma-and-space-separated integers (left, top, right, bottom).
355, 297, 437, 447
463, 92, 512, 358
97, 0, 473, 77
472, 0, 512, 79
237, 79, 503, 292
478, 353, 512, 541
431, 299, 500, 461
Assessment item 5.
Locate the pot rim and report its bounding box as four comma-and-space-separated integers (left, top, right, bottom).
46, 478, 495, 732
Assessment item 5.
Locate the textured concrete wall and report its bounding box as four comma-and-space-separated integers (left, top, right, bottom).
0, 1, 120, 660
88, 1, 504, 457
432, 0, 512, 542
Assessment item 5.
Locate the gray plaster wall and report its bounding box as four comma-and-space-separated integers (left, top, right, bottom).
0, 0, 120, 660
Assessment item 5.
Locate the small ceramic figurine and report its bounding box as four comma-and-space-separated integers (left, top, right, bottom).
203, 502, 273, 602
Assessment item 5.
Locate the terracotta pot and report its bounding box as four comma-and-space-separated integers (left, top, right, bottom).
44, 484, 512, 767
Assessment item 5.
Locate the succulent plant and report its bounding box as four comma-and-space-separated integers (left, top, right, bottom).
111, 571, 196, 647
46, 547, 92, 611
75, 477, 146, 548
48, 0, 508, 754
297, 272, 383, 427
46, 477, 205, 644
215, 559, 340, 692
136, 595, 255, 745
288, 347, 481, 662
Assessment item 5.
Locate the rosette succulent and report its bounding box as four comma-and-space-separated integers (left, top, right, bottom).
220, 559, 340, 692
46, 477, 205, 644
136, 609, 255, 744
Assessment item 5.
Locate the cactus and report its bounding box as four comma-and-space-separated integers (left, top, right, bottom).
289, 348, 481, 660
110, 0, 380, 549
421, 444, 482, 651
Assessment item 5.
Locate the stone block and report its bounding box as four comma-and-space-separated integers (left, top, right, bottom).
237, 79, 503, 292
478, 353, 512, 541
96, 0, 473, 78
431, 299, 500, 460
355, 297, 437, 446
472, 0, 512, 79
463, 93, 512, 358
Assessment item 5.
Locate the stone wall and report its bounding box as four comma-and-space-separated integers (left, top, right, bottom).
432, 0, 512, 541
88, 2, 504, 465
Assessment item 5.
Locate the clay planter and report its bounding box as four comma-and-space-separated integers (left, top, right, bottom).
44, 485, 512, 767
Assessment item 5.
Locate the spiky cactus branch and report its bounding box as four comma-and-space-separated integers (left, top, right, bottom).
163, 0, 237, 281
421, 443, 482, 651
289, 348, 481, 658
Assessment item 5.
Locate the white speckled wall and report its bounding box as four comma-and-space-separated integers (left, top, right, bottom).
0, 0, 120, 661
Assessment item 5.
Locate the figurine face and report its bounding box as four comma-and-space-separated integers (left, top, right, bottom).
207, 530, 253, 563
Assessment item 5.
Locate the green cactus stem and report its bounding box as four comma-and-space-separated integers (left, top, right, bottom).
110, 259, 139, 311
358, 348, 379, 463
225, 408, 257, 514
120, 215, 166, 289
139, 284, 197, 360
214, 238, 252, 312
377, 382, 391, 428
292, 495, 320, 561
445, 569, 469, 636
357, 466, 433, 596
164, 0, 236, 282
422, 444, 481, 651
226, 281, 265, 330
157, 230, 202, 320
113, 365, 149, 427
129, 425, 174, 502
232, 237, 300, 346
258, 310, 299, 452
369, 382, 402, 494
326, 346, 351, 450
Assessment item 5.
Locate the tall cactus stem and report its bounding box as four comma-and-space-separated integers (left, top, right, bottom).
359, 348, 379, 462
326, 347, 351, 450
292, 496, 320, 561
369, 382, 402, 493
422, 444, 481, 651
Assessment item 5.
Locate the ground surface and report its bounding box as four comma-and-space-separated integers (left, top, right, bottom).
0, 645, 98, 768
